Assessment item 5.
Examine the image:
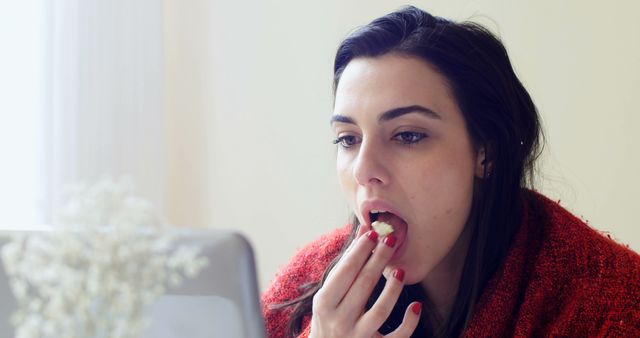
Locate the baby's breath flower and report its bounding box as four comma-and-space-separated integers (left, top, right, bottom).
1, 176, 209, 338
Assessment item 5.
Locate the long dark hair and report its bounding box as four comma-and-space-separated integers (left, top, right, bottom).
273, 6, 543, 337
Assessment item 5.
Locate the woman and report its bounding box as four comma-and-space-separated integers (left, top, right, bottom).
262, 6, 640, 337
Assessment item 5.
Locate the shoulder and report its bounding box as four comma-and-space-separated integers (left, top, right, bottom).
261, 224, 353, 337
525, 190, 640, 334
526, 189, 640, 281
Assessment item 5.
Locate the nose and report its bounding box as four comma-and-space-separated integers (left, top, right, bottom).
352, 140, 390, 187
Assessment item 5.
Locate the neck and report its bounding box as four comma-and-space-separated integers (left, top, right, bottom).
420, 221, 472, 320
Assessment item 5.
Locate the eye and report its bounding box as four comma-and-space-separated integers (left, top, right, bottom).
332, 135, 362, 149
393, 131, 427, 145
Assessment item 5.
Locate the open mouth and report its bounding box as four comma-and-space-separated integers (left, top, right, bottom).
369, 211, 407, 231
367, 209, 409, 260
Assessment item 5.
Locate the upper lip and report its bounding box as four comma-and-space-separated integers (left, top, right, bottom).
360, 199, 407, 227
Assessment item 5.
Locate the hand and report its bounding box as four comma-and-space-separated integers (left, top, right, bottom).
309, 226, 422, 338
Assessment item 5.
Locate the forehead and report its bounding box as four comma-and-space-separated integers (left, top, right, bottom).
334, 54, 458, 118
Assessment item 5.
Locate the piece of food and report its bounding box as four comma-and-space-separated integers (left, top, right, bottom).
371, 221, 394, 237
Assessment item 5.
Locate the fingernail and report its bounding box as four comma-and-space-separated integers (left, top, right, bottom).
366, 230, 378, 242
392, 268, 405, 282
383, 235, 396, 247
411, 302, 422, 315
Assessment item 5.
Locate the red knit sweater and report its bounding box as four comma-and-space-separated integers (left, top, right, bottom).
262, 191, 640, 337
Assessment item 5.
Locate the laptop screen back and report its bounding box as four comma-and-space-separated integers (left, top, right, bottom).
143, 230, 266, 338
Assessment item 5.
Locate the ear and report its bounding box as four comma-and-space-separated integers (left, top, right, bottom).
475, 146, 491, 179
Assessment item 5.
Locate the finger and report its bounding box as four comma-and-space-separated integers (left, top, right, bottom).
385, 302, 422, 338
318, 230, 380, 307
338, 234, 398, 318
344, 223, 370, 255
357, 268, 406, 334
323, 223, 372, 295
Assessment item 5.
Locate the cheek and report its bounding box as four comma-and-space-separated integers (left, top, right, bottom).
402, 154, 475, 279
336, 155, 358, 211
336, 155, 352, 189
429, 169, 474, 223
409, 150, 476, 223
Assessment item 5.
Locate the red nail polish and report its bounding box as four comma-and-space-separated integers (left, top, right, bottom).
366, 230, 378, 242
383, 235, 396, 247
393, 268, 405, 282
411, 302, 422, 315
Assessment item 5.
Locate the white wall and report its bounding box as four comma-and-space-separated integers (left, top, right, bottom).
164, 0, 640, 290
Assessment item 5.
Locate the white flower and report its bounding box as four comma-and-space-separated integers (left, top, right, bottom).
1, 176, 209, 338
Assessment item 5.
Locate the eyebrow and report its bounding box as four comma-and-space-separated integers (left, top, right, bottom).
330, 105, 442, 125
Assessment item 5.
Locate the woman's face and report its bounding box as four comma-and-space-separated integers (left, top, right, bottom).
331, 54, 484, 284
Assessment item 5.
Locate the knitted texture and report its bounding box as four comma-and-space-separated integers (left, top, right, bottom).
262, 191, 640, 337
261, 225, 352, 338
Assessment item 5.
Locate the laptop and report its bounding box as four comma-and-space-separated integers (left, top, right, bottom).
0, 229, 267, 338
